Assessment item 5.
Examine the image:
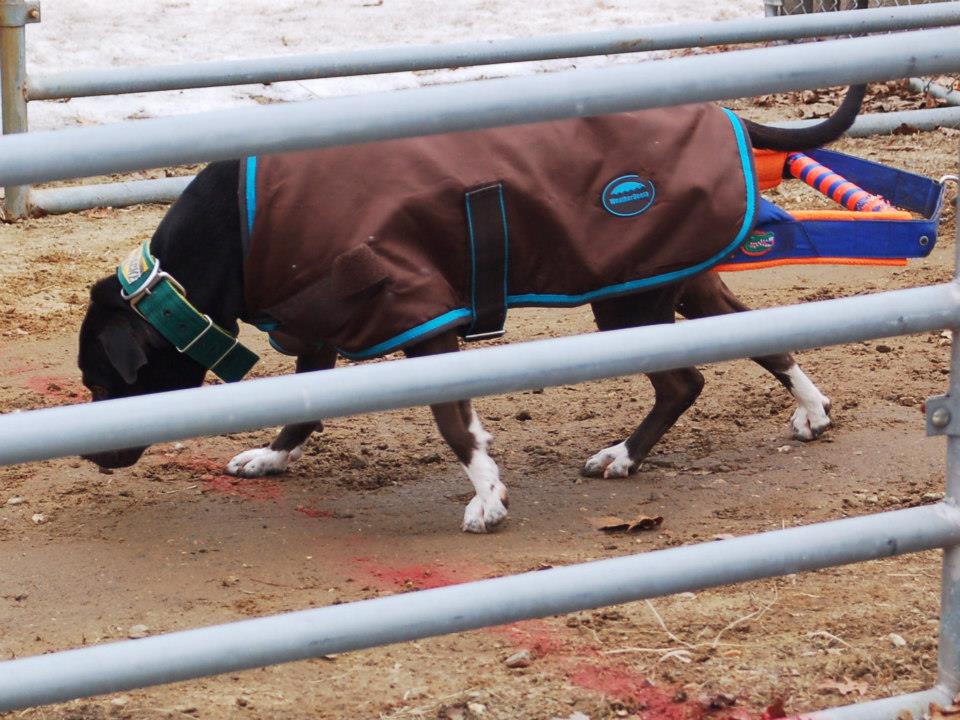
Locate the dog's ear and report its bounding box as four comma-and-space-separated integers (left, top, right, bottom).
90, 275, 126, 309
97, 320, 149, 385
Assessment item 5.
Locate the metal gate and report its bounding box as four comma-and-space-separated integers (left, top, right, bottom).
0, 10, 957, 720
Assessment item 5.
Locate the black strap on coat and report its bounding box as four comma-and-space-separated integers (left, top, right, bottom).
464, 183, 509, 341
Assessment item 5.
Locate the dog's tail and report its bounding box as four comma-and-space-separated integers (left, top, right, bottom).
742, 83, 866, 152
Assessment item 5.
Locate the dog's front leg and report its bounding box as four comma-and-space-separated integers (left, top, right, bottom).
406, 332, 508, 533
227, 346, 338, 477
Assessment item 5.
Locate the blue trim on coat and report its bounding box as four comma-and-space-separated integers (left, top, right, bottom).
506, 108, 756, 306
338, 308, 473, 360
245, 156, 257, 236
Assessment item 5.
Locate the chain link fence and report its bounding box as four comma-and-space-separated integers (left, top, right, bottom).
765, 0, 959, 99
772, 0, 946, 13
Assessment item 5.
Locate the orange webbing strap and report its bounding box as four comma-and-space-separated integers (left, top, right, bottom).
753, 149, 789, 191
714, 257, 908, 272
790, 209, 913, 221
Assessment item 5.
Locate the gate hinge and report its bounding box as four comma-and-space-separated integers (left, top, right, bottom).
0, 1, 40, 27
926, 394, 960, 437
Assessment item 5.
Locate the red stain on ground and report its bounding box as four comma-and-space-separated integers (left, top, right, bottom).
200, 474, 284, 502
24, 375, 86, 403
567, 662, 775, 720
491, 619, 577, 657
351, 557, 478, 590
171, 456, 284, 502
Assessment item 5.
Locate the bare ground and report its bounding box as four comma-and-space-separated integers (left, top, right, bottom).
0, 91, 959, 719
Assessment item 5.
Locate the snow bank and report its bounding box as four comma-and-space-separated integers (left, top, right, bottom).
26, 0, 759, 130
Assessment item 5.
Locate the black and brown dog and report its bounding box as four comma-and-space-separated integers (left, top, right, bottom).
79, 88, 863, 533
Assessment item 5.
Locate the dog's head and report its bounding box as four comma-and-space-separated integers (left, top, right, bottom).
78, 275, 208, 469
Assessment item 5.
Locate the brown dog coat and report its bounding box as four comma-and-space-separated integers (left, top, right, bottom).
240, 103, 757, 358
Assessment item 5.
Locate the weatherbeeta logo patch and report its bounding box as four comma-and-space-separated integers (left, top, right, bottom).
601, 174, 656, 217
741, 231, 776, 257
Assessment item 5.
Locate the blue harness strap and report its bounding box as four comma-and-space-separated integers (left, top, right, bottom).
721, 149, 946, 268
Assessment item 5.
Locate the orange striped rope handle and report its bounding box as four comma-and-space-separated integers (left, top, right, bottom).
787, 152, 895, 212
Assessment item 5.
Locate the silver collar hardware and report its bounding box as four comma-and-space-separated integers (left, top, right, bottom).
177, 314, 215, 354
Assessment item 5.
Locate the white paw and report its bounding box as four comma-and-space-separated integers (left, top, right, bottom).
227, 446, 300, 477
790, 398, 832, 441
583, 442, 636, 478
461, 491, 509, 534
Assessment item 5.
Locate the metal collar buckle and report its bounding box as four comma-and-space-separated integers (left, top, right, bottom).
178, 314, 215, 354
120, 261, 187, 313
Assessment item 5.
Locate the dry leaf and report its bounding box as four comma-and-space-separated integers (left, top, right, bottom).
816, 679, 868, 697
587, 515, 663, 533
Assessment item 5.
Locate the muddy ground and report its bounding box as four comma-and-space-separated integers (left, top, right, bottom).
0, 86, 958, 719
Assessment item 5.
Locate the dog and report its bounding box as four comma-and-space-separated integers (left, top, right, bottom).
78, 87, 863, 533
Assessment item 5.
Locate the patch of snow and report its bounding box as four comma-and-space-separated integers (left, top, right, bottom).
26, 0, 760, 131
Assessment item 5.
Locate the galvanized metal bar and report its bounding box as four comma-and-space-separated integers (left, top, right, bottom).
0, 27, 958, 188
1, 502, 958, 712
1, 281, 958, 466
937, 157, 960, 696
774, 105, 960, 135
24, 3, 960, 101
909, 76, 960, 106
31, 105, 960, 216
0, 2, 29, 219
806, 687, 953, 720
28, 175, 192, 214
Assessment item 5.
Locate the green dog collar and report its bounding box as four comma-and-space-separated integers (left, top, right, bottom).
117, 242, 258, 383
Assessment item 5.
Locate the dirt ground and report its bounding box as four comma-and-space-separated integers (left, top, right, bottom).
0, 87, 959, 720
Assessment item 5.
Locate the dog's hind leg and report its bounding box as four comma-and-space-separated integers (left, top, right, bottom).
406, 332, 508, 533
583, 287, 705, 478
227, 345, 338, 477
676, 272, 831, 441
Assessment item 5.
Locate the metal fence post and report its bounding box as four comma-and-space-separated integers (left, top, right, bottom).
0, 0, 38, 220
936, 165, 960, 695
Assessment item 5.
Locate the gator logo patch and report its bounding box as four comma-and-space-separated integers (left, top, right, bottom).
601, 174, 656, 217
741, 231, 776, 257
120, 245, 147, 284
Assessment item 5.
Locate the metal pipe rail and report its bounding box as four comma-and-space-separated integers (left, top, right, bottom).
1, 27, 959, 188
13, 3, 960, 218
29, 175, 194, 215
31, 104, 960, 216
909, 76, 960, 107
25, 3, 960, 101
30, 103, 960, 216
1, 502, 958, 712
0, 281, 957, 467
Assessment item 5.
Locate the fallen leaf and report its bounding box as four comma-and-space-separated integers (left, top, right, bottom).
816, 679, 868, 697
587, 515, 663, 533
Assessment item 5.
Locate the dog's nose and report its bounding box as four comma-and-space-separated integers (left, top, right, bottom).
81, 447, 146, 469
